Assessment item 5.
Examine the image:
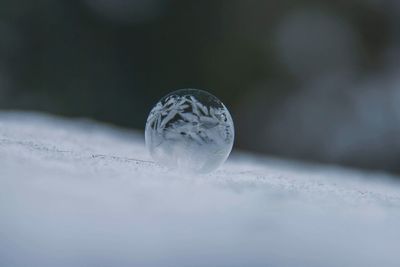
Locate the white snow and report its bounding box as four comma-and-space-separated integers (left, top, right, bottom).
1, 111, 400, 267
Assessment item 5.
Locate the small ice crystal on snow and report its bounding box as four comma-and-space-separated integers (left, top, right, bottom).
145, 89, 234, 173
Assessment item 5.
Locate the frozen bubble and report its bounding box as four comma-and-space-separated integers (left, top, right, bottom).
145, 89, 234, 173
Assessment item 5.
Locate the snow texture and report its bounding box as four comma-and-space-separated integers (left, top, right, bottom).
1, 111, 400, 267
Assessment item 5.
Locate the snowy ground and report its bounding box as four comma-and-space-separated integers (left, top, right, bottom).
1, 111, 400, 267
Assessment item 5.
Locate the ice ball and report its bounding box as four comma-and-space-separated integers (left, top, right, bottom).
145, 89, 234, 173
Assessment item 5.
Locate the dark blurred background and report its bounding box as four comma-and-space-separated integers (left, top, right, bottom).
1, 0, 400, 173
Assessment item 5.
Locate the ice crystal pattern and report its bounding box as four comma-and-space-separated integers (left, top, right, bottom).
145, 89, 234, 173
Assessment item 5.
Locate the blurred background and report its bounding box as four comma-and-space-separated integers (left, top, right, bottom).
1, 0, 400, 173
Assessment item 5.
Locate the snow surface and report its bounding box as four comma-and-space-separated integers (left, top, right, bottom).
1, 111, 400, 267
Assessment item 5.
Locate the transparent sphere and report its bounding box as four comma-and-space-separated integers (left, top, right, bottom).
145, 89, 234, 173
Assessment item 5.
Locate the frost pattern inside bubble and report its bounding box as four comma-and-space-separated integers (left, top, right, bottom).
145, 89, 234, 173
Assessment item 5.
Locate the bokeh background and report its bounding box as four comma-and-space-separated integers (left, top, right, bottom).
1, 0, 400, 173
